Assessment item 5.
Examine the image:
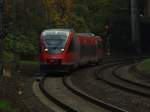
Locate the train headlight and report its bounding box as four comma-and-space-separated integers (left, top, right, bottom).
60, 48, 64, 52
44, 48, 48, 52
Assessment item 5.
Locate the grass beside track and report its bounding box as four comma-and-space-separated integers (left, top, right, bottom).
0, 60, 39, 112
20, 60, 40, 66
19, 60, 39, 75
0, 100, 16, 112
137, 58, 150, 74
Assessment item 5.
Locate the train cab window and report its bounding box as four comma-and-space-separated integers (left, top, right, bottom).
43, 34, 68, 54
44, 35, 67, 48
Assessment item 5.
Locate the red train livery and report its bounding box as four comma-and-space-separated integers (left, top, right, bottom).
40, 29, 103, 72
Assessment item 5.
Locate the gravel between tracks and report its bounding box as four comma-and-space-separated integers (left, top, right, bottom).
44, 77, 109, 112
118, 65, 150, 87
70, 65, 150, 112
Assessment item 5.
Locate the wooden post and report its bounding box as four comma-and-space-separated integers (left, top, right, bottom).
0, 0, 11, 78
3, 63, 12, 77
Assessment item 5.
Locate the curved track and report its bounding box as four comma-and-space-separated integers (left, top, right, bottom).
114, 65, 150, 88
39, 76, 112, 112
34, 56, 148, 112
37, 62, 132, 112
63, 75, 127, 112
97, 61, 150, 98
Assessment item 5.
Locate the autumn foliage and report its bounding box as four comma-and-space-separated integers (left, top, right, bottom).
3, 0, 130, 59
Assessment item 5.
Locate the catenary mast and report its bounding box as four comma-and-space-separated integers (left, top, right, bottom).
130, 0, 141, 54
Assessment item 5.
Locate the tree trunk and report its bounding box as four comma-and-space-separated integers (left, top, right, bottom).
2, 63, 12, 77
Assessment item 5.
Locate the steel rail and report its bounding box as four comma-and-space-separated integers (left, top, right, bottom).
63, 58, 136, 112
63, 75, 127, 112
38, 56, 148, 112
99, 62, 150, 98
39, 76, 78, 112
114, 65, 150, 89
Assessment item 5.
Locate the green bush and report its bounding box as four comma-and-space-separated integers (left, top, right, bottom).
0, 100, 16, 112
20, 60, 40, 66
1, 51, 15, 63
3, 33, 39, 60
137, 58, 150, 74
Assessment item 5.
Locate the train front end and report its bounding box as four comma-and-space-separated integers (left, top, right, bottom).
40, 29, 74, 73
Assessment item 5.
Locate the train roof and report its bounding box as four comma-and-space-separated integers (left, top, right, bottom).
77, 33, 95, 37
42, 29, 74, 36
43, 29, 74, 32
42, 29, 97, 38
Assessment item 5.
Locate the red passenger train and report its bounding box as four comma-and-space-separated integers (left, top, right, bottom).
40, 29, 103, 72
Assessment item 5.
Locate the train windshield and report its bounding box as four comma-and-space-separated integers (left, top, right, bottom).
43, 33, 69, 54
44, 35, 68, 48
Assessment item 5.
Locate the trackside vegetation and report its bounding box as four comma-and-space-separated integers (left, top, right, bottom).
136, 59, 150, 74
3, 0, 130, 60
0, 100, 16, 112
20, 60, 39, 66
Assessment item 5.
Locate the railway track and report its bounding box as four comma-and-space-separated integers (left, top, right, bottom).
33, 56, 148, 112
97, 61, 150, 98
38, 76, 113, 112
36, 73, 129, 112
114, 65, 150, 89
39, 76, 77, 112
63, 75, 127, 112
